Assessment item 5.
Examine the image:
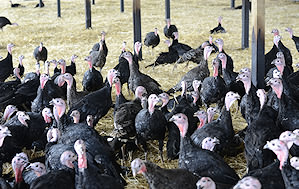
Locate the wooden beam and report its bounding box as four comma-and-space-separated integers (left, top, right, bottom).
57, 0, 61, 17
133, 0, 142, 58
251, 0, 265, 88
165, 0, 170, 19
39, 0, 43, 8
85, 0, 92, 29
231, 0, 235, 8
241, 0, 249, 49
92, 0, 95, 5
120, 0, 124, 12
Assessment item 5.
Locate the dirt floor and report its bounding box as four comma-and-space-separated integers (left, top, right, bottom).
0, 0, 299, 188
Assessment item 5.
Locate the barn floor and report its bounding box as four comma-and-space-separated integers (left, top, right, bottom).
1, 0, 299, 188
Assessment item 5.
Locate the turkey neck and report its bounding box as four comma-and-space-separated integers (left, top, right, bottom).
66, 79, 77, 108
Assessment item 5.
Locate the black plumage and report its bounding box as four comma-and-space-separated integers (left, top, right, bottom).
121, 52, 163, 95
170, 113, 239, 189
237, 72, 260, 125
267, 78, 299, 131
145, 40, 179, 68
144, 28, 160, 49
135, 94, 167, 161
62, 73, 89, 109
82, 56, 104, 92
167, 45, 213, 93
68, 69, 118, 125
171, 32, 192, 57
0, 17, 18, 30
286, 28, 299, 52
33, 42, 48, 63
91, 31, 108, 57
244, 99, 281, 171
163, 18, 178, 39
245, 161, 285, 189
200, 58, 227, 108
131, 158, 200, 189
10, 0, 24, 7
34, 1, 44, 8
210, 16, 226, 34
191, 92, 240, 156
31, 74, 65, 113
281, 158, 299, 189
0, 44, 14, 82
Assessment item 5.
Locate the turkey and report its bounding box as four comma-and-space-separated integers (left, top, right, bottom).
31, 74, 65, 113
113, 76, 128, 110
210, 16, 226, 34
167, 45, 213, 93
171, 32, 192, 57
121, 51, 163, 95
82, 55, 104, 92
267, 78, 299, 131
91, 31, 108, 56
10, 0, 24, 7
200, 57, 227, 109
131, 158, 200, 189
53, 55, 77, 76
1, 105, 18, 123
191, 91, 240, 156
62, 73, 89, 109
244, 89, 281, 172
34, 0, 44, 8
196, 177, 217, 189
163, 18, 178, 39
237, 71, 260, 125
31, 150, 76, 189
279, 131, 299, 157
217, 53, 245, 99
215, 38, 234, 74
281, 158, 299, 189
135, 94, 167, 161
73, 139, 125, 189
0, 17, 18, 30
33, 42, 48, 64
0, 43, 14, 82
170, 113, 240, 189
233, 176, 262, 189
17, 55, 25, 77
285, 27, 299, 52
144, 28, 160, 54
0, 68, 22, 111
11, 152, 30, 188
145, 39, 179, 68
245, 161, 285, 189
67, 69, 118, 125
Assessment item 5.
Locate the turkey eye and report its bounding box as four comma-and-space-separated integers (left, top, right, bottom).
36, 165, 38, 167
272, 143, 275, 146
209, 139, 211, 141
178, 116, 181, 118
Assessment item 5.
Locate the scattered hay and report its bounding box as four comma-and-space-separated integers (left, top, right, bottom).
0, 0, 298, 188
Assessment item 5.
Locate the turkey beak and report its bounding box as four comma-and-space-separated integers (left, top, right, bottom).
236, 75, 241, 81
266, 80, 272, 86
263, 141, 270, 150
4, 130, 12, 137
214, 138, 220, 144
132, 168, 138, 177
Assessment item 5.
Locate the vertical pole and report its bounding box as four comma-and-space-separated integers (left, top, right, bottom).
92, 0, 95, 5
165, 0, 170, 19
120, 0, 124, 12
85, 0, 92, 29
133, 0, 142, 59
242, 0, 249, 49
39, 0, 43, 8
251, 0, 265, 88
231, 0, 235, 9
57, 0, 61, 17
